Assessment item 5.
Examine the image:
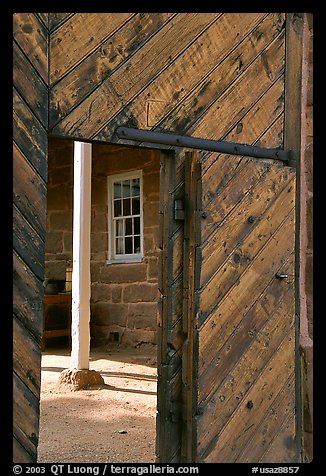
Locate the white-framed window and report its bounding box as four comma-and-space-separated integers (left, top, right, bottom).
107, 170, 143, 263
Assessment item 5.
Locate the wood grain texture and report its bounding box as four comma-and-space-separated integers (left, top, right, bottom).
49, 13, 74, 32
13, 142, 47, 240
13, 40, 48, 127
13, 13, 48, 84
51, 13, 219, 138
193, 162, 296, 462
13, 12, 48, 463
50, 13, 134, 83
13, 88, 48, 181
13, 372, 40, 458
50, 13, 175, 126
11, 11, 301, 464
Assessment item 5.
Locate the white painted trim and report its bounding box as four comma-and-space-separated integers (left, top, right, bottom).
107, 169, 144, 263
70, 141, 92, 370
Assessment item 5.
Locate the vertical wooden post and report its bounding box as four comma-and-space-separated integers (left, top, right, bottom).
71, 141, 92, 370
284, 12, 305, 462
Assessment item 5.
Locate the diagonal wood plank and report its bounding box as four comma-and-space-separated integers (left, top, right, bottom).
13, 142, 47, 241
94, 13, 268, 141
152, 13, 284, 135
13, 204, 45, 281
13, 41, 48, 128
189, 30, 285, 141
200, 165, 295, 290
50, 13, 175, 126
259, 410, 296, 462
201, 172, 294, 286
13, 88, 48, 181
202, 334, 294, 462
13, 372, 40, 459
238, 374, 295, 462
201, 77, 284, 181
13, 13, 48, 84
198, 252, 295, 406
13, 317, 41, 399
49, 13, 75, 32
13, 250, 44, 342
51, 13, 219, 139
50, 13, 134, 84
199, 208, 295, 375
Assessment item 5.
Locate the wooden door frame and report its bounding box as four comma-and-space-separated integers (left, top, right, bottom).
13, 12, 308, 463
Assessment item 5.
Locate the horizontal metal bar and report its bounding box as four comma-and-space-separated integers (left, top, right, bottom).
116, 126, 293, 163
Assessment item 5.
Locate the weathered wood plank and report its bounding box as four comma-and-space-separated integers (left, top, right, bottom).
152, 13, 282, 132
13, 88, 48, 182
13, 141, 47, 240
255, 114, 284, 150
94, 13, 270, 140
13, 204, 45, 281
284, 13, 304, 155
13, 436, 35, 463
13, 13, 48, 84
190, 30, 285, 141
219, 82, 284, 152
13, 40, 48, 128
13, 250, 44, 341
50, 13, 134, 83
157, 148, 184, 462
283, 14, 305, 460
50, 13, 175, 126
199, 209, 295, 376
198, 329, 293, 460
36, 13, 49, 29
238, 375, 295, 462
13, 372, 40, 459
13, 316, 41, 398
202, 159, 267, 244
197, 286, 295, 459
201, 77, 284, 182
52, 13, 219, 139
198, 253, 295, 405
202, 335, 294, 462
49, 13, 74, 32
260, 411, 296, 462
200, 165, 295, 289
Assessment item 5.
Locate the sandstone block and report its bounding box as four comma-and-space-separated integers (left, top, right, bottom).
57, 369, 104, 391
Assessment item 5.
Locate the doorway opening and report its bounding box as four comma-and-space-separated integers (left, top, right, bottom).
38, 137, 162, 462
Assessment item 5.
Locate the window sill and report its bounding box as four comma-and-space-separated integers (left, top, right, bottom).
106, 257, 143, 265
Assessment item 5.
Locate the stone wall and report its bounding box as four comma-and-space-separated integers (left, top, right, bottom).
90, 143, 161, 347
45, 139, 160, 347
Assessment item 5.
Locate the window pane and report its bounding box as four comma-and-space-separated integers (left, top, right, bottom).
122, 180, 131, 198
134, 217, 140, 235
116, 237, 124, 254
132, 178, 140, 197
123, 198, 131, 216
114, 181, 122, 199
134, 236, 140, 253
125, 218, 132, 235
115, 219, 124, 237
125, 236, 132, 254
132, 197, 140, 215
114, 199, 122, 217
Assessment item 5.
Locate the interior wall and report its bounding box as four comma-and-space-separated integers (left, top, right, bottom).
45, 138, 160, 347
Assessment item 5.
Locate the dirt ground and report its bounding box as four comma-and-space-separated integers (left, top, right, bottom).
37, 342, 158, 463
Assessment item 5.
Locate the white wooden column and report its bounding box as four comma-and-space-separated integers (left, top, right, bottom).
71, 141, 92, 370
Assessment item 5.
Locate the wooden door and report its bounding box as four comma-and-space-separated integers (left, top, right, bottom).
182, 150, 298, 463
